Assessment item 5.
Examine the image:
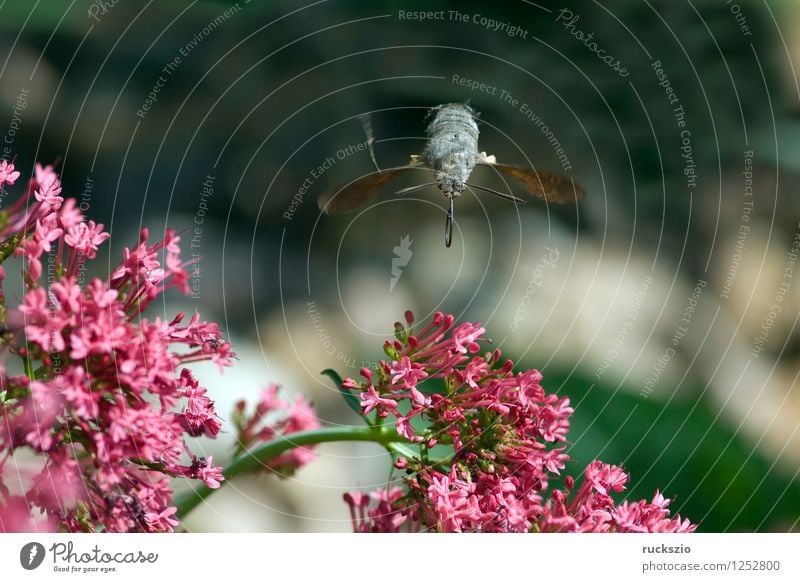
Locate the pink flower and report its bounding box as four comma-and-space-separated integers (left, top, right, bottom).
233, 385, 321, 475
58, 198, 83, 230
33, 169, 63, 212
144, 507, 179, 532
584, 461, 629, 496
34, 217, 63, 253
451, 321, 485, 354
29, 453, 83, 516
344, 488, 406, 533
19, 288, 68, 352
360, 384, 397, 415
64, 220, 109, 258
191, 457, 224, 489
0, 159, 66, 240
0, 160, 236, 533
390, 356, 428, 387
340, 311, 697, 534
461, 357, 489, 388
0, 497, 58, 533
178, 383, 222, 438
56, 367, 98, 419
0, 159, 20, 187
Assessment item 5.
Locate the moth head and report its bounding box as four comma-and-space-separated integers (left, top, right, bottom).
435, 151, 473, 195
437, 175, 464, 196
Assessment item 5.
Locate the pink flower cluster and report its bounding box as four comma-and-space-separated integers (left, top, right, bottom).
233, 384, 320, 476
342, 311, 696, 533
0, 158, 235, 532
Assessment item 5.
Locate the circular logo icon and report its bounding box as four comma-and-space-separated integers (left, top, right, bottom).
19, 542, 46, 570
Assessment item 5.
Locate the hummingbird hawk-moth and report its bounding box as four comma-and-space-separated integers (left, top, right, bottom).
317, 103, 585, 247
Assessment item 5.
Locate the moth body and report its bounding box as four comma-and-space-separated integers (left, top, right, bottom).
422, 103, 480, 198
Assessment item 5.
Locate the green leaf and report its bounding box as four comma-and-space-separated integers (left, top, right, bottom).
540, 366, 800, 533
321, 368, 366, 422
416, 377, 448, 396
387, 441, 419, 462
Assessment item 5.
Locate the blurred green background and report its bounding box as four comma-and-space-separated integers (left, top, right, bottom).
2, 0, 799, 532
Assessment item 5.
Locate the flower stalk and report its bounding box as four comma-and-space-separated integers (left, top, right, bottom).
174, 425, 410, 519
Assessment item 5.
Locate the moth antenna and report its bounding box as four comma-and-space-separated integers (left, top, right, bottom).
358, 113, 381, 173
445, 196, 454, 248
395, 181, 438, 195
466, 183, 525, 204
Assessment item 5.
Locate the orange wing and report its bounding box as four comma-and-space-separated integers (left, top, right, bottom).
479, 162, 586, 204
317, 166, 418, 214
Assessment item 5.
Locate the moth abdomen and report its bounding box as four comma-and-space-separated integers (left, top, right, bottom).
423, 103, 481, 195
424, 103, 480, 161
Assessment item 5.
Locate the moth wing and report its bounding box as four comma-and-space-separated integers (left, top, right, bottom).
318, 166, 417, 214
478, 161, 586, 203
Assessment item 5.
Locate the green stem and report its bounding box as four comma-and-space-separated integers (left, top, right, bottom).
0, 232, 23, 263
22, 355, 36, 381
174, 424, 409, 519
